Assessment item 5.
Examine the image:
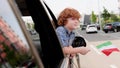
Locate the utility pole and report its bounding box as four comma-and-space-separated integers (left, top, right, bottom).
98, 0, 102, 31
118, 0, 120, 16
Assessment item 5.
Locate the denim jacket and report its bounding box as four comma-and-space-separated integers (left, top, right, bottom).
56, 26, 75, 47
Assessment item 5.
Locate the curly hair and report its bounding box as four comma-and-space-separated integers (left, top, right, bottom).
57, 8, 81, 26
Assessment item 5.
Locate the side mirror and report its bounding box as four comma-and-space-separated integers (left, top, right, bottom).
72, 36, 86, 47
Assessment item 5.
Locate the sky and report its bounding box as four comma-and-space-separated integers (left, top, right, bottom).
44, 0, 119, 15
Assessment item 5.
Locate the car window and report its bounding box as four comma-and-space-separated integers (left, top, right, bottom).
0, 0, 42, 68
106, 24, 112, 26
89, 26, 95, 27
114, 22, 120, 25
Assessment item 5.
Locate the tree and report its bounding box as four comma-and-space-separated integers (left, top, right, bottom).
101, 7, 111, 23
2, 42, 30, 67
91, 11, 97, 24
31, 23, 35, 29
110, 14, 119, 22
27, 23, 31, 30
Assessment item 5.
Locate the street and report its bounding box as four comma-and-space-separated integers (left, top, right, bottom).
75, 29, 120, 68
30, 29, 120, 68
76, 29, 120, 42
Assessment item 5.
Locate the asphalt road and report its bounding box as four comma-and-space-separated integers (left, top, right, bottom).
30, 29, 120, 68
76, 29, 120, 42
75, 29, 120, 68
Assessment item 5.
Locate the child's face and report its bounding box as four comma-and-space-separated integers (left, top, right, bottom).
65, 17, 79, 30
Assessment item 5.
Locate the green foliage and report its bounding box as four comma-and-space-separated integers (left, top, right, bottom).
31, 24, 35, 29
110, 14, 119, 22
1, 42, 30, 67
101, 7, 111, 23
118, 16, 120, 22
26, 23, 35, 30
91, 11, 97, 23
27, 23, 31, 29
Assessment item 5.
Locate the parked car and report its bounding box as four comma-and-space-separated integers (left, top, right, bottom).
90, 24, 100, 30
86, 24, 98, 33
95, 24, 100, 30
103, 23, 114, 33
103, 22, 120, 33
81, 25, 87, 30
112, 22, 120, 32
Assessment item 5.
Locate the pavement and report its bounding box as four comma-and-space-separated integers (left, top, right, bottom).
75, 28, 120, 68
79, 39, 120, 68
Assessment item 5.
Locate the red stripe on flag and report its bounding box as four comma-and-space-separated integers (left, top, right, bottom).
102, 48, 119, 56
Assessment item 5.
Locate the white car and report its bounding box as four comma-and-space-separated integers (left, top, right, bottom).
86, 24, 98, 33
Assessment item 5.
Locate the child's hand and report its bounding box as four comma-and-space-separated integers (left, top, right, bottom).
78, 47, 90, 55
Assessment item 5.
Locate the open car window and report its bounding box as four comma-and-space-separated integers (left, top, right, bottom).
0, 0, 64, 68
0, 1, 39, 68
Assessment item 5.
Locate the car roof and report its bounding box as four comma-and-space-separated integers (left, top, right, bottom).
87, 24, 96, 26
112, 22, 120, 24
105, 23, 112, 25
106, 23, 112, 24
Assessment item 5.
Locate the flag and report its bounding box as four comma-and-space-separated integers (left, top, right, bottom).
96, 41, 119, 56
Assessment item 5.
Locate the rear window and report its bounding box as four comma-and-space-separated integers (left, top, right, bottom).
89, 25, 95, 27
106, 24, 112, 26
113, 22, 120, 25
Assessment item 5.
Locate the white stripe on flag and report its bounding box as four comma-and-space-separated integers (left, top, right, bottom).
90, 45, 102, 55
110, 64, 118, 68
99, 45, 117, 51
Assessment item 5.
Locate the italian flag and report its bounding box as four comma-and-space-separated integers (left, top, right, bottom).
96, 41, 119, 56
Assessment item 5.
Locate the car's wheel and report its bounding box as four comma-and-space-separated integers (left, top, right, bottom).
105, 31, 108, 33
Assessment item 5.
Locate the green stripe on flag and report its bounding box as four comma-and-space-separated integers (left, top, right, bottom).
96, 41, 112, 49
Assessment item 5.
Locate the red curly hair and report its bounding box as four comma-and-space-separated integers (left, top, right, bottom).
57, 8, 81, 26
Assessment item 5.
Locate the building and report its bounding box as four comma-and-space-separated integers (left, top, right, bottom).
0, 17, 28, 59
84, 15, 91, 25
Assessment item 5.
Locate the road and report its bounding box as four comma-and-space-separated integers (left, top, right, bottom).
75, 29, 120, 68
30, 29, 120, 68
76, 30, 120, 42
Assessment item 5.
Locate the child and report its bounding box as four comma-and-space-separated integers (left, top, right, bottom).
56, 8, 90, 56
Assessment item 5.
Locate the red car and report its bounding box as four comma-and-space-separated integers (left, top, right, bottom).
103, 23, 114, 33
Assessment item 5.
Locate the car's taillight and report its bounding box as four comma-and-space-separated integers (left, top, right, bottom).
109, 26, 112, 29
